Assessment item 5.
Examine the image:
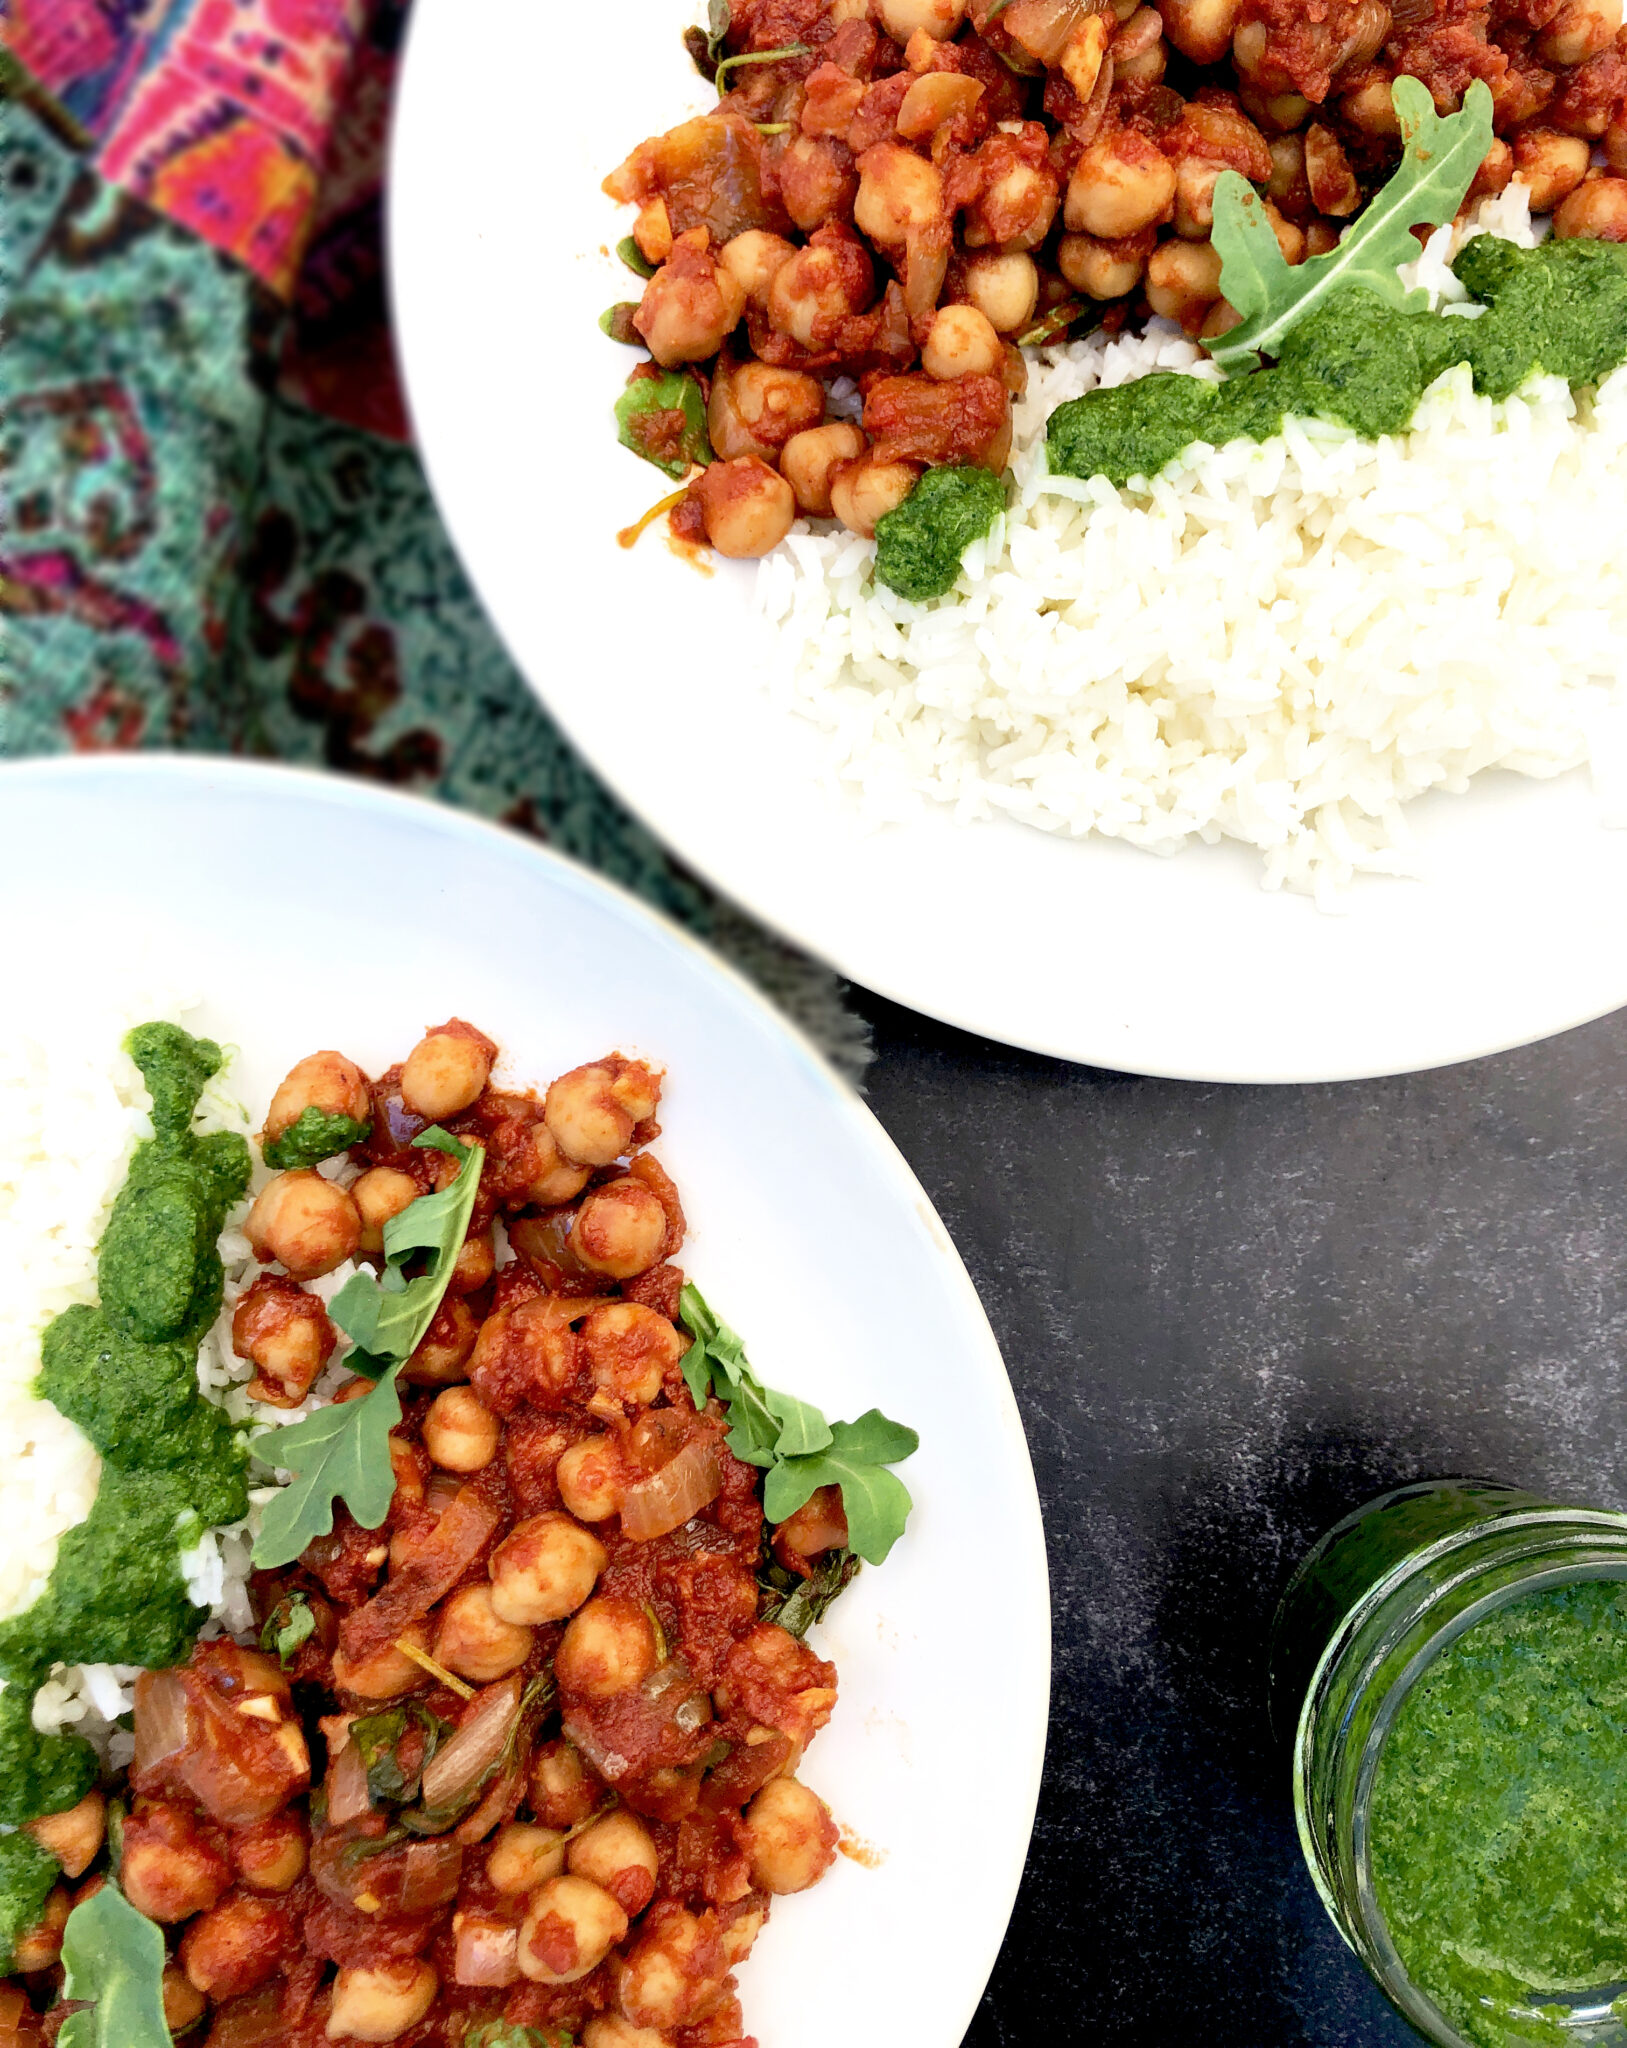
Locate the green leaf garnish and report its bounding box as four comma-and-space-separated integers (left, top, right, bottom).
680, 1284, 916, 1567
260, 1590, 316, 1667
617, 235, 657, 280
714, 41, 807, 94
56, 1883, 170, 2048
326, 1128, 485, 1377
465, 2022, 575, 2048
250, 1364, 404, 1568
601, 303, 642, 345
251, 1128, 481, 1566
1208, 77, 1493, 373
759, 1545, 861, 1638
261, 1105, 371, 1172
615, 370, 714, 480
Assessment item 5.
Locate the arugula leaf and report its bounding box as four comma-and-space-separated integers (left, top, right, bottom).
679, 1286, 915, 1567
351, 1701, 451, 1807
601, 304, 642, 345
617, 235, 657, 280
615, 370, 714, 480
762, 1412, 919, 1566
56, 1883, 170, 2048
250, 1364, 404, 1568
260, 1590, 316, 1667
325, 1128, 484, 1376
1208, 78, 1493, 373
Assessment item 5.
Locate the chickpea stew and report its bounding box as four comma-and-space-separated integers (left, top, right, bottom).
1, 1023, 918, 2048
601, 0, 1627, 587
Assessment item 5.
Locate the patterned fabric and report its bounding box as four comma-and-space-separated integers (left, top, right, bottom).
0, 7, 867, 1069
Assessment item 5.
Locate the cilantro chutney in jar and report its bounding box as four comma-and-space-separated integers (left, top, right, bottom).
1271, 1481, 1627, 2048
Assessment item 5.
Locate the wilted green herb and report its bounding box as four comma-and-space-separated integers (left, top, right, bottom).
600, 303, 642, 345
714, 42, 808, 93
758, 1546, 861, 1638
615, 370, 714, 480
680, 1284, 917, 1565
351, 1702, 452, 1807
617, 235, 657, 280
260, 1591, 316, 1668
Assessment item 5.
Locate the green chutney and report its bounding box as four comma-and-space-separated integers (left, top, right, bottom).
0, 1023, 251, 1839
874, 464, 1006, 604
1368, 1576, 1627, 2048
1046, 235, 1627, 490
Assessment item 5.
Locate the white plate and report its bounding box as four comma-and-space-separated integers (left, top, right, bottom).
0, 754, 1048, 2048
388, 0, 1627, 1083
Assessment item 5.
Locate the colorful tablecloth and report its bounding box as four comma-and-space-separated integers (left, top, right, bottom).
0, 0, 867, 1071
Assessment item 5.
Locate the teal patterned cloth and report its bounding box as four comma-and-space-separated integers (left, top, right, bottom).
0, 57, 867, 1071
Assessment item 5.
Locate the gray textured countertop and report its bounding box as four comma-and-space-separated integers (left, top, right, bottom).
856, 993, 1627, 2047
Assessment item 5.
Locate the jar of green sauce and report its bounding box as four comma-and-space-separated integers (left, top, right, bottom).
1270, 1479, 1627, 2048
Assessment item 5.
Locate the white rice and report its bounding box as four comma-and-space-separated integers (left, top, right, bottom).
756, 187, 1627, 901
0, 995, 354, 1760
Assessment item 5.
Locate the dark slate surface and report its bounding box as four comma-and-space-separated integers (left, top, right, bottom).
854, 992, 1627, 2048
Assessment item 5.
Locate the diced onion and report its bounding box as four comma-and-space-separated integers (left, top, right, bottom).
621, 1436, 723, 1541
1005, 0, 1086, 62
453, 1914, 521, 1987
325, 1739, 372, 1827
132, 1669, 189, 1781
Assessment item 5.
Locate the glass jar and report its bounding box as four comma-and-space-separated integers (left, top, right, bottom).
1270, 1478, 1627, 2048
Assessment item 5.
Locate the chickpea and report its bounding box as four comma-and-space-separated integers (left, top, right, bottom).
231, 1810, 308, 1893
1607, 117, 1627, 173
583, 2022, 674, 2048
1201, 298, 1243, 339
1113, 6, 1167, 82
181, 1892, 291, 1999
1555, 173, 1627, 239
709, 361, 824, 462
432, 1582, 535, 1683
1303, 217, 1341, 255
854, 144, 944, 248
518, 1874, 629, 1985
741, 1776, 839, 1894
424, 1385, 500, 1471
447, 1228, 496, 1296
1266, 132, 1310, 216
778, 422, 866, 517
1304, 123, 1360, 216
405, 1297, 479, 1386
1512, 128, 1591, 211
718, 229, 796, 308
582, 1302, 684, 1407
767, 236, 874, 350
529, 1739, 600, 1829
1058, 230, 1150, 298
514, 1122, 594, 1205
829, 453, 922, 539
121, 1804, 231, 1924
556, 1435, 627, 1522
162, 1962, 208, 2035
327, 1959, 438, 2042
555, 1595, 659, 1698
1145, 237, 1224, 325
488, 1822, 566, 1894
719, 1905, 766, 1966
921, 304, 1002, 381
331, 1618, 432, 1700
351, 1166, 419, 1254
24, 1788, 105, 1879
400, 1029, 491, 1120
1537, 0, 1620, 64
11, 1887, 68, 1971
776, 132, 859, 232
634, 229, 747, 367
961, 250, 1039, 335
1157, 0, 1242, 64
544, 1062, 642, 1167
263, 1052, 370, 1157
878, 0, 967, 36
1173, 157, 1227, 239
1260, 201, 1305, 264
244, 1170, 360, 1280
1340, 77, 1400, 137
573, 1180, 668, 1279
1468, 138, 1514, 204
490, 1513, 608, 1626
697, 457, 797, 560
233, 1274, 336, 1408
615, 1907, 728, 2031
567, 1811, 659, 1915
1065, 131, 1176, 239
